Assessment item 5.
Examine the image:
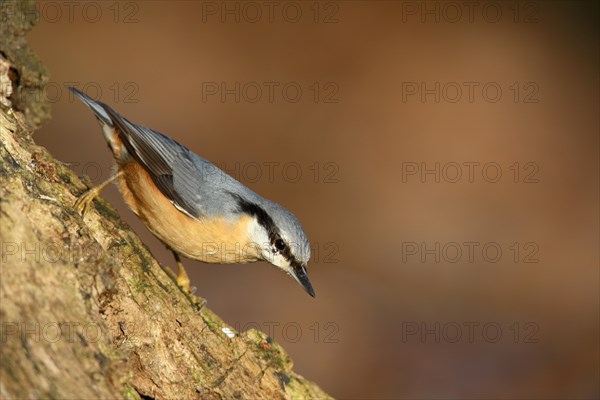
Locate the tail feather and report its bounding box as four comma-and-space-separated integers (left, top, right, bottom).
68, 86, 112, 126
69, 86, 131, 160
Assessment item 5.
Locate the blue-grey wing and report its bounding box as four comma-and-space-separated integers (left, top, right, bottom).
101, 107, 204, 218
70, 86, 251, 219
106, 108, 260, 220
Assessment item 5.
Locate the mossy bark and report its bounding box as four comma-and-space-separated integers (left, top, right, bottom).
0, 2, 331, 399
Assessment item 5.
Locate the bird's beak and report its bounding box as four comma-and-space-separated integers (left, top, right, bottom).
291, 262, 315, 297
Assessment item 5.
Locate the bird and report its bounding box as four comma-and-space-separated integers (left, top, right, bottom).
69, 86, 315, 302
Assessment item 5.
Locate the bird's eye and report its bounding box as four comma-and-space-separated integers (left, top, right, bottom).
275, 238, 286, 251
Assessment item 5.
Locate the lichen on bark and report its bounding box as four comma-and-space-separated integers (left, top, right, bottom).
0, 2, 331, 399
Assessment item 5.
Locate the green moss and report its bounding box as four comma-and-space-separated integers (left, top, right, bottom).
263, 345, 286, 370
127, 239, 153, 273
191, 368, 204, 384
92, 198, 121, 223
122, 384, 142, 400
200, 308, 229, 338
131, 276, 148, 293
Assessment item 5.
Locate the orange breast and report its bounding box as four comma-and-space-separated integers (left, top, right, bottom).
116, 161, 261, 264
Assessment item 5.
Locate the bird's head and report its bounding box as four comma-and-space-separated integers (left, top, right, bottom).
233, 194, 314, 297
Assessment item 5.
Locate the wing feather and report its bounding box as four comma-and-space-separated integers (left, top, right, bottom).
70, 86, 252, 220
101, 107, 200, 218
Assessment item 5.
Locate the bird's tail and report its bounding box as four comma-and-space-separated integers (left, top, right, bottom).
69, 86, 134, 161
68, 86, 113, 127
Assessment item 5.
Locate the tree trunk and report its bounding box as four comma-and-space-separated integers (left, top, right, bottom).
0, 3, 331, 399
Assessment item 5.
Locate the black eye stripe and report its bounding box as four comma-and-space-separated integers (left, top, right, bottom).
230, 193, 279, 241
230, 192, 302, 266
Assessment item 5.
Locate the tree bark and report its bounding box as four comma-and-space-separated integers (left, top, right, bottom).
0, 3, 331, 399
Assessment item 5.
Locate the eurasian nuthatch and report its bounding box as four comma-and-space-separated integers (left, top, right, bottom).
69, 87, 315, 298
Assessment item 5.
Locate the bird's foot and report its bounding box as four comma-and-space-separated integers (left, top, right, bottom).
74, 172, 121, 215
74, 187, 101, 215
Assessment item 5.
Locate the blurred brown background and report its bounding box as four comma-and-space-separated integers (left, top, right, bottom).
28, 1, 598, 398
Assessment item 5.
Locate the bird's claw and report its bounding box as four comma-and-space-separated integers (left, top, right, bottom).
74, 189, 96, 215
